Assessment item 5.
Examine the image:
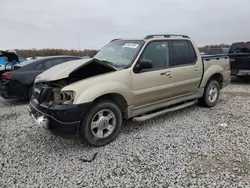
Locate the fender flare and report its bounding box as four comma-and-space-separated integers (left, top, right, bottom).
200, 65, 223, 88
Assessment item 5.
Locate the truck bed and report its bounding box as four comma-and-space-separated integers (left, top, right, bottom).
201, 54, 229, 71
201, 54, 231, 87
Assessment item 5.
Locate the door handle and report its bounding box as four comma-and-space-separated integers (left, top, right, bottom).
160, 71, 171, 76
165, 72, 171, 76
195, 67, 199, 71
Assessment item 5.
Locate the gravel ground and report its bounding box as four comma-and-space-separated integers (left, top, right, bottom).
0, 78, 250, 188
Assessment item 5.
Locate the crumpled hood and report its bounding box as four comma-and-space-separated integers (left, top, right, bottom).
35, 58, 118, 83
35, 58, 91, 83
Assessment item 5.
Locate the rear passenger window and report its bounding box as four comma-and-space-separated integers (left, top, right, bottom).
169, 40, 197, 67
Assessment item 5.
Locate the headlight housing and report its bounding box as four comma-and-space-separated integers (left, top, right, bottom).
60, 91, 75, 104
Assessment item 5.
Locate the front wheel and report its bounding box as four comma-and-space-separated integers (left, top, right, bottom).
199, 80, 220, 107
80, 100, 123, 146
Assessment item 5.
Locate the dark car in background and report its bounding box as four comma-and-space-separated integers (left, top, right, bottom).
228, 41, 250, 77
0, 55, 82, 100
204, 47, 229, 55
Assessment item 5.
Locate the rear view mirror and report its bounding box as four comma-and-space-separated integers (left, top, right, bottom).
135, 59, 153, 72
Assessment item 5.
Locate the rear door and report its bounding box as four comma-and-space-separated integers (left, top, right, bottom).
168, 40, 203, 97
132, 41, 175, 107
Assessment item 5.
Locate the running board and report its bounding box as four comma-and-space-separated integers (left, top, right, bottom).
132, 100, 197, 122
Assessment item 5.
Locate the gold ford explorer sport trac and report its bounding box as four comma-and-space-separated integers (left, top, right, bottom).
28, 34, 231, 146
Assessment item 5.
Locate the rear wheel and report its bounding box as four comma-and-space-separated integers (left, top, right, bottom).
199, 79, 220, 107
80, 100, 123, 146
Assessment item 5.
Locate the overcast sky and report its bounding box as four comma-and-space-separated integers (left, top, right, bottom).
1, 0, 250, 50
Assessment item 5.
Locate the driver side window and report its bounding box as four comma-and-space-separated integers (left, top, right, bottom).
140, 41, 169, 69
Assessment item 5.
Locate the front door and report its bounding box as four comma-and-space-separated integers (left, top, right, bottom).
132, 41, 175, 108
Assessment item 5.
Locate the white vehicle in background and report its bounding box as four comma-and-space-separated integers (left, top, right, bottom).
26, 56, 46, 61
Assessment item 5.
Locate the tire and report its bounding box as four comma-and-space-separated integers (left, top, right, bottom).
199, 79, 220, 107
80, 100, 123, 147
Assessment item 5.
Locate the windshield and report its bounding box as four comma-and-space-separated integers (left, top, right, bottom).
94, 40, 144, 67
19, 59, 36, 67
13, 59, 40, 70
229, 42, 250, 53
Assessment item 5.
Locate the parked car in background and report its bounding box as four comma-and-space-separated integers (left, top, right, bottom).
0, 55, 81, 100
0, 50, 21, 75
228, 41, 250, 77
204, 47, 229, 55
29, 34, 231, 146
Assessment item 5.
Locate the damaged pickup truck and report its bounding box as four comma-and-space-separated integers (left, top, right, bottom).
28, 34, 231, 146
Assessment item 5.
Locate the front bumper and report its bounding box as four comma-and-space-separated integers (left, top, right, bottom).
231, 69, 250, 76
28, 99, 92, 135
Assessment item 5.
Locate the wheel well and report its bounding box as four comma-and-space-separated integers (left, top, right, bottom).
93, 93, 128, 113
208, 73, 223, 88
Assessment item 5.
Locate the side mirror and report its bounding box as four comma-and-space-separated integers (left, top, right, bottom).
135, 59, 153, 72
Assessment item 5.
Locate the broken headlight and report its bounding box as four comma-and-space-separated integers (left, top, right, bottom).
60, 91, 75, 104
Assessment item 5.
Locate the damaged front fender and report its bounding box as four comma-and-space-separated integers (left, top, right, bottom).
66, 81, 134, 105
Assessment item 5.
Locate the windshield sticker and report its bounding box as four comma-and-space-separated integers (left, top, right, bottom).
123, 43, 139, 49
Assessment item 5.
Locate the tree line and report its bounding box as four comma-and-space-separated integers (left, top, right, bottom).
198, 44, 231, 52
16, 49, 99, 58
14, 44, 231, 58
